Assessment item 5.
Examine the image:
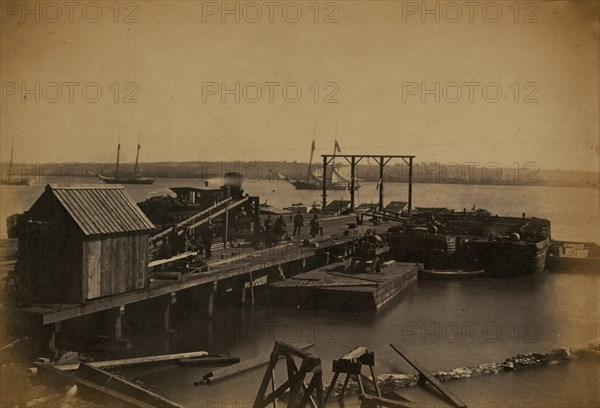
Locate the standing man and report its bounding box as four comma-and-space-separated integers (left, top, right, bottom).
293, 210, 304, 236
201, 225, 214, 259
158, 237, 171, 259
274, 215, 287, 240
253, 217, 263, 248
264, 215, 274, 248
309, 214, 321, 238
169, 227, 179, 256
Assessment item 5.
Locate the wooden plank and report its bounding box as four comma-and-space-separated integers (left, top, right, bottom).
198, 342, 315, 385
149, 251, 198, 268
77, 363, 183, 408
342, 347, 369, 361
36, 364, 156, 408
150, 197, 233, 243
326, 272, 382, 283
389, 343, 467, 408
178, 356, 240, 366
187, 196, 250, 231
53, 350, 209, 371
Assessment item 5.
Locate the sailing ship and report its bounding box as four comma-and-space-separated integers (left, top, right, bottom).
0, 141, 29, 185
286, 139, 360, 191
98, 142, 155, 185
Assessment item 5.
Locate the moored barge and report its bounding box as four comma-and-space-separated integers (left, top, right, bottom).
548, 240, 600, 274
270, 261, 419, 312
387, 208, 552, 277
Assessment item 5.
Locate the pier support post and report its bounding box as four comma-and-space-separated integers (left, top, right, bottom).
350, 156, 356, 211
408, 157, 413, 215
379, 156, 385, 211
322, 156, 327, 210
110, 306, 125, 341
224, 208, 229, 249
163, 294, 176, 333
203, 281, 217, 317
163, 299, 170, 333
249, 272, 255, 307
49, 322, 61, 357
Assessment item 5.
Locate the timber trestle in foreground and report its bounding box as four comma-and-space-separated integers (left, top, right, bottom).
253, 342, 467, 408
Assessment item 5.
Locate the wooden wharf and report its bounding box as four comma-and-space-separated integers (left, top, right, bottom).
14, 217, 370, 350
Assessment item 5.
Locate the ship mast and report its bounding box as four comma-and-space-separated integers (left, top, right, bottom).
133, 136, 141, 180
307, 121, 317, 183
7, 140, 14, 182
115, 142, 121, 180
307, 139, 315, 183
330, 118, 339, 183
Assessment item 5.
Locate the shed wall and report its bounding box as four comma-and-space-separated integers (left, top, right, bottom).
83, 233, 149, 300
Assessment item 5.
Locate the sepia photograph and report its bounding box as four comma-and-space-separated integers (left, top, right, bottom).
1, 1, 599, 407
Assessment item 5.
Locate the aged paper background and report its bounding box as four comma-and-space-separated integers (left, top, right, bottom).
1, 1, 599, 407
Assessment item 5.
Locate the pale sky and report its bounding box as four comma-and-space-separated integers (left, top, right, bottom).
1, 0, 598, 171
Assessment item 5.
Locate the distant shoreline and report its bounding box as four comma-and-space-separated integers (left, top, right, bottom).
0, 161, 598, 189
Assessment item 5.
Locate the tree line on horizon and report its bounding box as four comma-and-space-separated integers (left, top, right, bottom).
0, 160, 597, 188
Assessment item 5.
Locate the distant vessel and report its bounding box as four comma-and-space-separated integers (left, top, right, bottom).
0, 141, 29, 185
286, 139, 360, 191
98, 141, 155, 185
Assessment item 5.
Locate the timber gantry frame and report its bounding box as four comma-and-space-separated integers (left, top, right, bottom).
320, 154, 415, 213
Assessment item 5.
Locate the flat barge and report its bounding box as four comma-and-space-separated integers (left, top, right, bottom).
548, 240, 600, 274
270, 261, 419, 312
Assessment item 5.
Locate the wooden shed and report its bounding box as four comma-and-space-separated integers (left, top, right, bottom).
17, 184, 155, 304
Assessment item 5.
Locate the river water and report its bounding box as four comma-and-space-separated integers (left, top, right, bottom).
1, 178, 599, 407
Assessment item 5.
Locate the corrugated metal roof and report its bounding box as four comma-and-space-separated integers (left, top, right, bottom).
46, 184, 154, 236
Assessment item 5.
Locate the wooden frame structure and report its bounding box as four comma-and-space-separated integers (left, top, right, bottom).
324, 346, 380, 404
320, 155, 415, 213
390, 343, 467, 408
254, 341, 324, 408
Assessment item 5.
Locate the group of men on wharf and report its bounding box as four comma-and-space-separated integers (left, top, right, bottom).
158, 224, 214, 260
255, 211, 322, 248
157, 210, 323, 261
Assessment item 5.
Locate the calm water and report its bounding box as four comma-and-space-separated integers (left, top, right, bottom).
2, 178, 599, 406
2, 177, 599, 243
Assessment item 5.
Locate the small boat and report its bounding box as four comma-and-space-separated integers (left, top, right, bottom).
418, 268, 484, 280
0, 141, 29, 186
97, 141, 155, 185
548, 240, 600, 274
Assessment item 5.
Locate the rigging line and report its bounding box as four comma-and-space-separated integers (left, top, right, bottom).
101, 29, 132, 159
370, 174, 383, 207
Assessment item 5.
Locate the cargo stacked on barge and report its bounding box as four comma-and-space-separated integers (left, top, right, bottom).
386, 208, 551, 277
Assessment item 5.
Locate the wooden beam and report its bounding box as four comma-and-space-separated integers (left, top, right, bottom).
149, 251, 197, 268
249, 271, 255, 307
389, 343, 467, 408
76, 363, 183, 408
187, 196, 250, 231
178, 356, 240, 366
52, 350, 209, 371
198, 342, 315, 385
36, 364, 156, 408
149, 197, 233, 243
